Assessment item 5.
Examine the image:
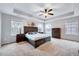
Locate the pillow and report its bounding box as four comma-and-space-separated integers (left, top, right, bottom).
33, 32, 37, 34
27, 32, 37, 34
28, 32, 33, 34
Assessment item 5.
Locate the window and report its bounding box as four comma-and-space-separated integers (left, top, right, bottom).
45, 23, 52, 35
45, 24, 51, 31
38, 23, 43, 32
65, 21, 78, 35
11, 21, 23, 36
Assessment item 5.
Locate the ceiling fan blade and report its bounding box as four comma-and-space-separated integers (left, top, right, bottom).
48, 9, 53, 12
40, 11, 44, 13
39, 14, 43, 16
45, 9, 47, 13
48, 13, 54, 15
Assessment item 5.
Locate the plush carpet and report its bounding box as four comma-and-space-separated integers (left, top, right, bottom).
0, 38, 79, 56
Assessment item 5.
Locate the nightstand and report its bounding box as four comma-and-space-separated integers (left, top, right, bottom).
16, 34, 25, 43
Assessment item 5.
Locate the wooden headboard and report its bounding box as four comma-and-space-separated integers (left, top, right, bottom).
24, 26, 38, 34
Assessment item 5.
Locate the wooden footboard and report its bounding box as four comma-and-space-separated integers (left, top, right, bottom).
27, 37, 51, 48
35, 37, 51, 48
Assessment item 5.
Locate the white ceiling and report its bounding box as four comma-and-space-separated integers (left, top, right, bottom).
0, 3, 75, 21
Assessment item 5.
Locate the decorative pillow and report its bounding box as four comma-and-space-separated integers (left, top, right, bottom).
28, 32, 33, 34
28, 32, 37, 34
33, 32, 37, 34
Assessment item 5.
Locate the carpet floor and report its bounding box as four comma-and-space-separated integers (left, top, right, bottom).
0, 38, 79, 56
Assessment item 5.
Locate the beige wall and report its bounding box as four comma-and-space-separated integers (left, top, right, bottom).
0, 13, 1, 47
23, 19, 42, 27
51, 19, 65, 39
1, 13, 43, 45
50, 16, 79, 41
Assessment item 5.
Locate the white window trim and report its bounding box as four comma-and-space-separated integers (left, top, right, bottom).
65, 21, 78, 36
11, 21, 23, 36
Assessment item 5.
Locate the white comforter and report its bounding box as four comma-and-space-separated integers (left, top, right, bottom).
25, 33, 50, 41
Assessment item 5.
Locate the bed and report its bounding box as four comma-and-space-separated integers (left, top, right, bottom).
24, 26, 51, 48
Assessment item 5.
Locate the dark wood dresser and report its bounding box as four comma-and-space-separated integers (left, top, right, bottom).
52, 28, 61, 39
16, 34, 26, 43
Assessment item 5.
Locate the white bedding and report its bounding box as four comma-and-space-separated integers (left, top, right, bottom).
25, 33, 50, 41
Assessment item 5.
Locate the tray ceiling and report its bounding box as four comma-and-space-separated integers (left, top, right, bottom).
0, 3, 75, 21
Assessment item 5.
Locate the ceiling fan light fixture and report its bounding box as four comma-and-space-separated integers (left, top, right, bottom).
44, 13, 48, 16
39, 8, 54, 18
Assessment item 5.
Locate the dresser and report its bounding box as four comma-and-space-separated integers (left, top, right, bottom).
52, 28, 61, 39
16, 34, 26, 43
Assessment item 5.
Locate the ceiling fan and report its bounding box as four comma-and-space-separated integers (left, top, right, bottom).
39, 8, 54, 18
